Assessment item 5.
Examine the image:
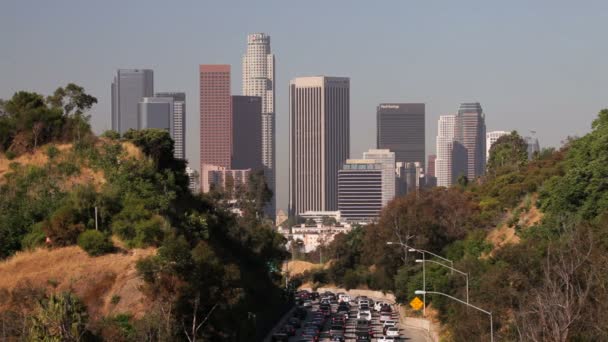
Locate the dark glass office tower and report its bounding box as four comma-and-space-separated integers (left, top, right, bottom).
377, 103, 425, 164
111, 69, 154, 134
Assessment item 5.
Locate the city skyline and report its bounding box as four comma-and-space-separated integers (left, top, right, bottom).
2, 1, 607, 212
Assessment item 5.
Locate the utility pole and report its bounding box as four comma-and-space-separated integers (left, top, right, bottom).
95, 206, 98, 230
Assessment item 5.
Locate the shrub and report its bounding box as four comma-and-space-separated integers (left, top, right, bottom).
45, 145, 59, 159
22, 222, 47, 250
5, 150, 16, 160
77, 230, 113, 256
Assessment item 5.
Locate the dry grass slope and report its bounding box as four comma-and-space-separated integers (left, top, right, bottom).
0, 246, 156, 319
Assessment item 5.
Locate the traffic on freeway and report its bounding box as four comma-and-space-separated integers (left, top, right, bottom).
270, 290, 418, 342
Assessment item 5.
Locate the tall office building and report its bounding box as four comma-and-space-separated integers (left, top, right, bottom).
455, 102, 486, 179
111, 69, 154, 134
362, 149, 396, 206
242, 33, 276, 216
199, 65, 232, 191
156, 92, 186, 160
138, 97, 173, 132
397, 162, 424, 194
377, 103, 425, 164
436, 115, 456, 187
524, 136, 540, 160
232, 95, 262, 170
486, 130, 510, 160
338, 160, 383, 222
289, 76, 350, 217
426, 154, 437, 188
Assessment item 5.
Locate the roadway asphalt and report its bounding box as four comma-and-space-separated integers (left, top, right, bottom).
277, 294, 430, 342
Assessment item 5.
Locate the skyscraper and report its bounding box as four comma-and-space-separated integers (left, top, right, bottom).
242, 33, 276, 216
436, 115, 456, 187
232, 95, 262, 171
289, 76, 350, 217
156, 92, 186, 160
362, 149, 396, 206
486, 130, 509, 160
111, 69, 154, 134
455, 102, 486, 179
377, 103, 425, 164
199, 65, 232, 191
426, 154, 437, 188
524, 136, 540, 159
338, 160, 383, 223
138, 97, 173, 133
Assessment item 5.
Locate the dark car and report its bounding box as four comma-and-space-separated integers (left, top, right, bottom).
283, 324, 296, 336
288, 317, 301, 328
271, 332, 289, 342
355, 331, 371, 341
330, 324, 345, 336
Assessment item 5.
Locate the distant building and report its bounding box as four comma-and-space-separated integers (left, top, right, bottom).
199, 65, 232, 192
377, 103, 425, 165
486, 130, 510, 160
524, 136, 540, 159
426, 154, 437, 188
275, 209, 289, 228
436, 115, 456, 187
111, 69, 154, 134
289, 76, 350, 217
455, 102, 486, 179
242, 33, 276, 217
185, 167, 200, 194
338, 160, 384, 223
202, 165, 250, 194
156, 92, 186, 160
298, 211, 342, 224
396, 162, 424, 195
232, 95, 262, 171
138, 97, 173, 133
362, 149, 396, 205
280, 223, 353, 253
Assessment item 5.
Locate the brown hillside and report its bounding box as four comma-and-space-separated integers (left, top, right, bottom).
485, 195, 543, 257
0, 246, 155, 319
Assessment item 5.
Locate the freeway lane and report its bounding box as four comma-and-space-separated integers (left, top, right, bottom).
270, 291, 431, 342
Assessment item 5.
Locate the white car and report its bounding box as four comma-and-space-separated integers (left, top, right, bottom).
385, 326, 400, 337
383, 320, 397, 329
303, 300, 312, 308
357, 311, 371, 321
380, 312, 392, 322
358, 299, 369, 306
339, 294, 351, 303
377, 336, 396, 342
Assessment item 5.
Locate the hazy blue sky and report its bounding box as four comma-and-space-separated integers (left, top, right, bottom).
2, 0, 607, 212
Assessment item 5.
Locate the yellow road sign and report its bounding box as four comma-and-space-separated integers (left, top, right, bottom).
410, 296, 424, 311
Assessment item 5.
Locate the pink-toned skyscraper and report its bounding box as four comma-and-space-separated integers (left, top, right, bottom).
199, 65, 232, 191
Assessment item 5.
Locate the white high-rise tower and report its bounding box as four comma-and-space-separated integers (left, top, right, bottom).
242, 33, 276, 217
436, 115, 456, 187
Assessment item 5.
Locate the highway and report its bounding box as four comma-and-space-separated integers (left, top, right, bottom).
268, 291, 432, 342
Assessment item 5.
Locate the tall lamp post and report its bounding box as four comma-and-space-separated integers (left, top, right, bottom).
415, 290, 493, 342
415, 259, 469, 304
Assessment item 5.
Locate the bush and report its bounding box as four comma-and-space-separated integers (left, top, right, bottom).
77, 230, 113, 256
5, 150, 16, 160
45, 145, 59, 159
22, 222, 47, 250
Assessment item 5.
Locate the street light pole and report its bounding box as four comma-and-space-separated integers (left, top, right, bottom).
415, 290, 493, 342
416, 259, 469, 304
422, 250, 426, 316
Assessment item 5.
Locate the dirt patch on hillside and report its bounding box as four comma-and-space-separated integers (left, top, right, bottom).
284, 260, 324, 276
0, 246, 155, 319
485, 195, 543, 257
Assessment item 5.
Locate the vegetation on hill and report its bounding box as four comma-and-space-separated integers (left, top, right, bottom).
0, 85, 290, 341
301, 111, 608, 341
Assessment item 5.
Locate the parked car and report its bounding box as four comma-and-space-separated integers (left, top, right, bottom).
383, 320, 397, 329
377, 336, 396, 342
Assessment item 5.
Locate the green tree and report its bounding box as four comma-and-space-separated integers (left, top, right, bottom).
29, 292, 89, 341
77, 230, 114, 256
487, 131, 528, 177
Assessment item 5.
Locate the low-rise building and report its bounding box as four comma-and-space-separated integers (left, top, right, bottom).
279, 223, 353, 253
